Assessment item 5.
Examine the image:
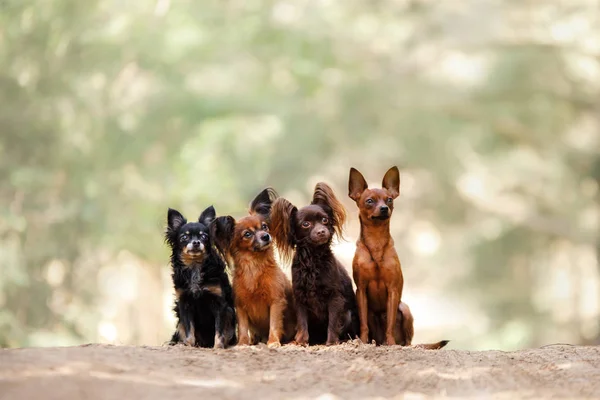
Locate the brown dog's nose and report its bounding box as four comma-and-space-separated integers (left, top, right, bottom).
380, 205, 389, 213
261, 233, 271, 242
316, 228, 327, 237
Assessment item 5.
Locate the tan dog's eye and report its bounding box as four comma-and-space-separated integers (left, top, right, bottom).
301, 221, 311, 229
322, 217, 329, 224
366, 199, 374, 205
243, 231, 252, 239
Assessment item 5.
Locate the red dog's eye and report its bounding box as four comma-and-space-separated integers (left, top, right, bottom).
366, 199, 374, 205
301, 221, 311, 228
322, 218, 329, 224
262, 223, 268, 231
387, 198, 393, 204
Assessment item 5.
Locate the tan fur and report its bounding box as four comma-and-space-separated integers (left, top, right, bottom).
177, 322, 195, 346
215, 212, 296, 347
181, 249, 206, 266
204, 284, 222, 297
232, 217, 296, 347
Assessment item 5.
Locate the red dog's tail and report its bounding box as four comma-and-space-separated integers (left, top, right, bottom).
412, 340, 450, 350
399, 302, 449, 350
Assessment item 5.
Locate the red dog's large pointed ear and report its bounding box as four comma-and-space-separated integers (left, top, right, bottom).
348, 167, 368, 201
382, 166, 400, 199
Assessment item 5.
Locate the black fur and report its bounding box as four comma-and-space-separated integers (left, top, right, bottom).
165, 206, 236, 348
249, 187, 278, 217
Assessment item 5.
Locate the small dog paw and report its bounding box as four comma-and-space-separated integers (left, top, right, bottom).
294, 331, 309, 346
214, 334, 225, 349
325, 340, 339, 346
267, 340, 282, 349
385, 335, 396, 346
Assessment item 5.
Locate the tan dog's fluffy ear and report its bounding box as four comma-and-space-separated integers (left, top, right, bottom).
348, 168, 368, 201
382, 166, 400, 199
210, 216, 235, 257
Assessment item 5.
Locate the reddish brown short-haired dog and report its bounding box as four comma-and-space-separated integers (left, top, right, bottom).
349, 166, 448, 348
212, 188, 296, 347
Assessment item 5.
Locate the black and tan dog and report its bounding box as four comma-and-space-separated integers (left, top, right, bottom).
165, 206, 236, 348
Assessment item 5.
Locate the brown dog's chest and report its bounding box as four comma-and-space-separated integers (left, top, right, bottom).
353, 242, 403, 312
233, 267, 275, 328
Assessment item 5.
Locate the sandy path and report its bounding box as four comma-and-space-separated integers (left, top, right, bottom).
1, 342, 599, 399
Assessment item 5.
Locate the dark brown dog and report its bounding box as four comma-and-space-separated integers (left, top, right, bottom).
271, 183, 359, 346
211, 188, 296, 347
349, 166, 448, 348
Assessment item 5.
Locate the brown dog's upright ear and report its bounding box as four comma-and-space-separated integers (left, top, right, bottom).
210, 216, 235, 257
312, 182, 347, 240
248, 187, 278, 217
382, 166, 400, 199
270, 197, 297, 264
348, 168, 368, 201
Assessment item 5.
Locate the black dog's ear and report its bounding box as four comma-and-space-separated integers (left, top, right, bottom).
249, 187, 278, 216
382, 166, 400, 199
168, 208, 187, 231
166, 208, 187, 246
312, 182, 347, 240
348, 167, 368, 201
198, 205, 216, 226
210, 216, 235, 256
270, 197, 297, 264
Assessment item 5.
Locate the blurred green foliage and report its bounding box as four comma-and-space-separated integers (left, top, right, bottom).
1, 0, 599, 349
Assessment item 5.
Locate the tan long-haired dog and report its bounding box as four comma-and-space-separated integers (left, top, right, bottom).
211, 188, 296, 347
349, 166, 448, 348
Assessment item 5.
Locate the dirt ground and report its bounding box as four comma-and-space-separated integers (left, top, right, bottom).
1, 342, 599, 400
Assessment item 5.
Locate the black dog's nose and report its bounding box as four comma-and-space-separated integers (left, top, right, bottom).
261, 233, 271, 242
380, 206, 389, 213
192, 240, 201, 247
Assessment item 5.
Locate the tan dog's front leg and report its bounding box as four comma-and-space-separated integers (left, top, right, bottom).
356, 285, 369, 343
385, 288, 399, 345
267, 299, 286, 348
236, 306, 251, 346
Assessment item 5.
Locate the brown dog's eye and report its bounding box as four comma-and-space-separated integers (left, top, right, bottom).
262, 223, 268, 231
301, 221, 311, 229
387, 198, 393, 204
243, 231, 252, 239
366, 199, 374, 205
322, 217, 329, 224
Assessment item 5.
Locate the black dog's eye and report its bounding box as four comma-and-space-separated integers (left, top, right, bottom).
200, 233, 208, 241
301, 221, 311, 229
262, 223, 268, 231
243, 231, 252, 238
322, 217, 329, 224
180, 235, 188, 242
366, 199, 374, 205
387, 198, 393, 204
